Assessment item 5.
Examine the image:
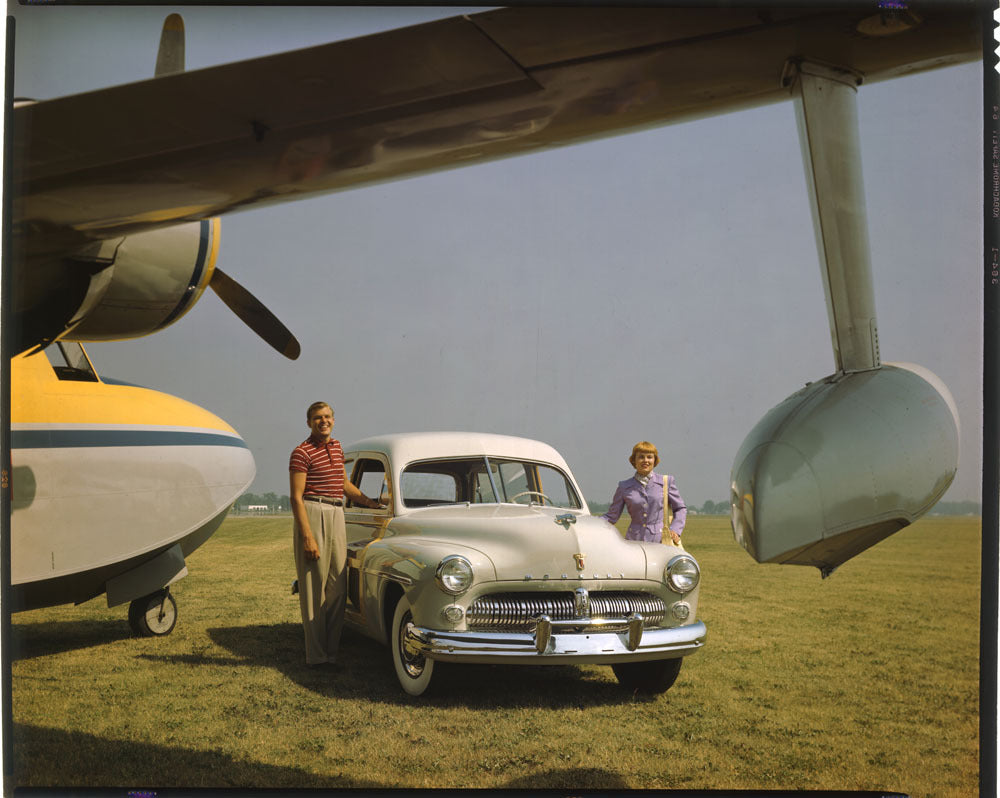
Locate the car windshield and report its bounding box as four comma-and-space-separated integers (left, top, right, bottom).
400, 457, 582, 510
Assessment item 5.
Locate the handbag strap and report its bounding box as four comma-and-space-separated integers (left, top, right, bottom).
662, 474, 674, 530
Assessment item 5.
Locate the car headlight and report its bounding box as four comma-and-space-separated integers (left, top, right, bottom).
664, 554, 700, 594
436, 555, 474, 595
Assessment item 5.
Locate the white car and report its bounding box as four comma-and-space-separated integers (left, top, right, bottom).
339, 432, 706, 696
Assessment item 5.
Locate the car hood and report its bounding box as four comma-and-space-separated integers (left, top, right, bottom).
387, 504, 648, 581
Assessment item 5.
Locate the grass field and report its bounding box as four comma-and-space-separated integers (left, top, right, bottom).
9, 514, 981, 794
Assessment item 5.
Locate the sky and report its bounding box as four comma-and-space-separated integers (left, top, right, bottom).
5, 4, 986, 510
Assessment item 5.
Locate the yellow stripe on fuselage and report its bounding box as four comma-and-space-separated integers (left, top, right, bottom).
11, 348, 238, 433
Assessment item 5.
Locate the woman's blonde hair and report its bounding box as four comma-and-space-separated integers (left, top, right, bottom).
629, 441, 660, 467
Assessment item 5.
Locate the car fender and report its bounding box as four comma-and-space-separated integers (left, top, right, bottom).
640, 542, 702, 615
360, 537, 495, 639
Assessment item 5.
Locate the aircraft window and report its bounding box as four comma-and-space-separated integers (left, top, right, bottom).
43, 342, 99, 382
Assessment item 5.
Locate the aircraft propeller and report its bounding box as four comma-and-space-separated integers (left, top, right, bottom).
154, 13, 185, 77
154, 15, 300, 361
208, 268, 301, 360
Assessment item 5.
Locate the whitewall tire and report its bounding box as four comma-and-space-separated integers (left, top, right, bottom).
391, 599, 435, 696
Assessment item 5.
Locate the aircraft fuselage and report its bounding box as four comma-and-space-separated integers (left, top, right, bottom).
9, 343, 254, 612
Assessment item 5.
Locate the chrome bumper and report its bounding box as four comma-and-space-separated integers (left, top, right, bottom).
404, 616, 707, 665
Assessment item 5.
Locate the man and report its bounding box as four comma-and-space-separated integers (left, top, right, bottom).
289, 401, 380, 667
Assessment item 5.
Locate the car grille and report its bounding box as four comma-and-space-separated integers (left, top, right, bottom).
467, 591, 666, 630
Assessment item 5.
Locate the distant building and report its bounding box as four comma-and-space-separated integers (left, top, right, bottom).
247, 504, 269, 513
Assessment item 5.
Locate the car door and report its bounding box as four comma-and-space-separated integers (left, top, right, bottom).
344, 455, 393, 615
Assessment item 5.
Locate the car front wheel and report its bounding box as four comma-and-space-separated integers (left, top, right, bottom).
391, 599, 435, 696
612, 658, 682, 693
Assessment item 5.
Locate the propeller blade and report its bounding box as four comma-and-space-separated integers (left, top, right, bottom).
155, 14, 185, 77
209, 268, 301, 360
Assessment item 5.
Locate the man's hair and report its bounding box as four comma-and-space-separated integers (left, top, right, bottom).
628, 441, 660, 467
306, 401, 332, 421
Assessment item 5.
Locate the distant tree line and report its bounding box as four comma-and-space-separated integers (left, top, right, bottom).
234, 492, 291, 513
930, 500, 981, 516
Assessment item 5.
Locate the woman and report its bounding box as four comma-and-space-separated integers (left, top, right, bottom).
602, 441, 687, 545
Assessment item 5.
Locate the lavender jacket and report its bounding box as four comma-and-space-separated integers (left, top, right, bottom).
602, 472, 687, 543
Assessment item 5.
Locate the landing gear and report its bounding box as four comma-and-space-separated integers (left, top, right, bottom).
128, 588, 177, 637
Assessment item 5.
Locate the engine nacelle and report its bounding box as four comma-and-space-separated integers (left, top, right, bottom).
730, 363, 959, 575
65, 218, 219, 341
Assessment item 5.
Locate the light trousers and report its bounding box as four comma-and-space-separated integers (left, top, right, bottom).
293, 501, 347, 665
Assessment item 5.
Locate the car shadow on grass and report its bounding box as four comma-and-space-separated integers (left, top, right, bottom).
202, 623, 660, 708
10, 722, 383, 789
9, 619, 132, 661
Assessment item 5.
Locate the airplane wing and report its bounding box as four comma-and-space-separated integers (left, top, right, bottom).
12, 4, 981, 255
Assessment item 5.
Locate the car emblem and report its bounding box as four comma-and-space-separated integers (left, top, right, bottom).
573, 553, 585, 571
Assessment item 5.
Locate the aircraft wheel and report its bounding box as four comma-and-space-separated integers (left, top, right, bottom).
391, 599, 435, 696
612, 658, 682, 694
128, 589, 178, 637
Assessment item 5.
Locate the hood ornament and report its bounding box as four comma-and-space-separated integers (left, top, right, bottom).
555, 513, 577, 529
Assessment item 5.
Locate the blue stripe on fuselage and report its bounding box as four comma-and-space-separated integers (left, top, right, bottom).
11, 429, 248, 449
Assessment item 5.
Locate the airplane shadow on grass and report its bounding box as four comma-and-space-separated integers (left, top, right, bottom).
191, 622, 658, 709
12, 723, 629, 790
9, 619, 132, 661
11, 722, 376, 789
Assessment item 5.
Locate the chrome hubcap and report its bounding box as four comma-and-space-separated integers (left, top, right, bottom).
399, 613, 424, 678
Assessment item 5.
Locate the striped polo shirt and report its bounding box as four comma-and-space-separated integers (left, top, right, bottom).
289, 437, 346, 498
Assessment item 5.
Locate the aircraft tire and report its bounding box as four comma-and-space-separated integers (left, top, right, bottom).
612, 657, 682, 694
128, 589, 178, 637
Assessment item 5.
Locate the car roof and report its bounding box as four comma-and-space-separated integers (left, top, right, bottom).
343, 431, 572, 471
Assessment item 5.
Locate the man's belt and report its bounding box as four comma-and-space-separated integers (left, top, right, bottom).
303, 495, 344, 506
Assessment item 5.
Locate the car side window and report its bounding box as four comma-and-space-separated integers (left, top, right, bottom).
350, 457, 390, 510
497, 461, 528, 501
493, 458, 582, 509
534, 463, 580, 509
